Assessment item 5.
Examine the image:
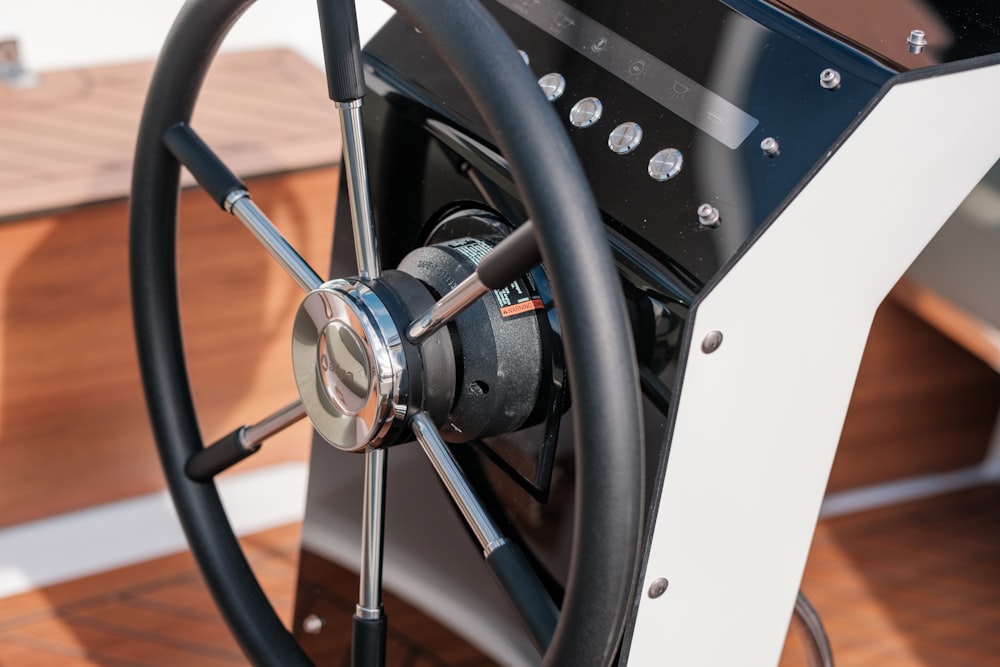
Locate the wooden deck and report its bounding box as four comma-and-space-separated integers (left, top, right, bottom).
0, 48, 339, 222
796, 486, 1000, 666
1, 485, 998, 666
0, 524, 300, 666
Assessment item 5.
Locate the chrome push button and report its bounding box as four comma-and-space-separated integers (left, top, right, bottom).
569, 96, 603, 128
537, 72, 566, 101
608, 121, 643, 154
648, 148, 684, 181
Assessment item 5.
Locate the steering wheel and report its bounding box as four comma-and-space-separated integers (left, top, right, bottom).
130, 0, 643, 665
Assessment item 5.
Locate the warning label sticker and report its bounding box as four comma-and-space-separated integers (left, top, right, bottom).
446, 238, 544, 320
500, 298, 545, 317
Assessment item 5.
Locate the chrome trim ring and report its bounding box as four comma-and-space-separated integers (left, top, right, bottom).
292, 279, 405, 451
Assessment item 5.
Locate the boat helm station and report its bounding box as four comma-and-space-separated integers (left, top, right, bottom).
128, 0, 1000, 665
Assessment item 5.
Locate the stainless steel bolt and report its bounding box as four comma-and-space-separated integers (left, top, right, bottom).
302, 614, 325, 635
907, 29, 927, 54
819, 68, 841, 90
702, 330, 723, 354
648, 577, 669, 598
760, 137, 780, 158
697, 203, 720, 228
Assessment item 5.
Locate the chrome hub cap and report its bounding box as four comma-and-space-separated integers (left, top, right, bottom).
292, 279, 405, 452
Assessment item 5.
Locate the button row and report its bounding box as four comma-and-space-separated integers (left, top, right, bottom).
537, 72, 683, 182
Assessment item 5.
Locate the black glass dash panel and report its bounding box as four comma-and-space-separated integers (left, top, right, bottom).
363, 0, 894, 285
497, 0, 761, 149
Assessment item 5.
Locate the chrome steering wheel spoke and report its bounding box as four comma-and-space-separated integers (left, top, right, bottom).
163, 123, 324, 292
410, 412, 506, 553
317, 2, 389, 655
410, 411, 557, 653
185, 400, 308, 481
227, 193, 324, 292
408, 220, 541, 342
407, 270, 491, 343
337, 101, 381, 282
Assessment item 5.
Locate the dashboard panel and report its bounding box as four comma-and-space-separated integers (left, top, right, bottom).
363, 0, 895, 288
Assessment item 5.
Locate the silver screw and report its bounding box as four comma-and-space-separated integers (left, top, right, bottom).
302, 614, 325, 635
760, 137, 780, 158
701, 331, 723, 354
819, 68, 841, 91
697, 203, 720, 228
907, 29, 927, 54
648, 578, 669, 598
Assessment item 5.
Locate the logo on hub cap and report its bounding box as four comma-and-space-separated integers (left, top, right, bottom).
318, 320, 371, 416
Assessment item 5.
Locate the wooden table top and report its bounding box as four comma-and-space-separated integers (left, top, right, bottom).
0, 48, 341, 222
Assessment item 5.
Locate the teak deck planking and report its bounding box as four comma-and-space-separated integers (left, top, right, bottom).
0, 49, 339, 222
2, 486, 999, 665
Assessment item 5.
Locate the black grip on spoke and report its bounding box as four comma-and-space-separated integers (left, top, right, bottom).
485, 540, 557, 653
185, 427, 260, 482
477, 221, 541, 289
317, 0, 366, 102
351, 614, 387, 667
163, 123, 246, 209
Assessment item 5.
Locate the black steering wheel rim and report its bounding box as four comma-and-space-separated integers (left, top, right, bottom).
129, 1, 644, 665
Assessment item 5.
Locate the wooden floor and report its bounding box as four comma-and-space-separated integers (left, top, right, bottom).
791, 485, 1000, 667
0, 525, 300, 666
2, 486, 998, 666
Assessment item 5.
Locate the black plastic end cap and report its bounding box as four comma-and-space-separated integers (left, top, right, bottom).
350, 614, 387, 667
477, 221, 541, 290
185, 427, 259, 482
317, 0, 367, 102
485, 539, 557, 653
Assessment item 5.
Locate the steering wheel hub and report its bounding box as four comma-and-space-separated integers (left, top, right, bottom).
293, 279, 404, 452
